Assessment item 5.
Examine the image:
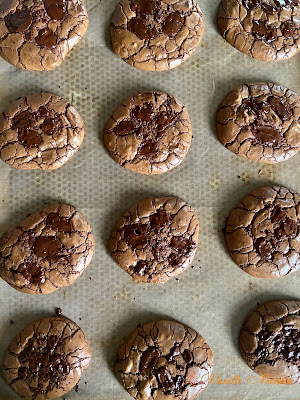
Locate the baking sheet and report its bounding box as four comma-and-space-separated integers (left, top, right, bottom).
0, 0, 299, 399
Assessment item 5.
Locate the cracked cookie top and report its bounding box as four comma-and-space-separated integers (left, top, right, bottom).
0, 0, 88, 70
225, 186, 300, 278
217, 82, 300, 164
104, 92, 192, 175
3, 316, 91, 399
239, 300, 300, 383
0, 203, 94, 294
0, 92, 85, 170
110, 0, 204, 71
110, 197, 199, 283
217, 0, 300, 61
115, 320, 213, 400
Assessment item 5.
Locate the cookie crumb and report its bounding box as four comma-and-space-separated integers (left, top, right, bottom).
9, 320, 14, 325
74, 384, 79, 392
56, 308, 62, 316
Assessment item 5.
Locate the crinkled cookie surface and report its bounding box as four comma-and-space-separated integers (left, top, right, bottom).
0, 0, 88, 70
111, 0, 204, 71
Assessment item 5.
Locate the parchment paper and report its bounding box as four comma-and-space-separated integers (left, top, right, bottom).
0, 0, 299, 399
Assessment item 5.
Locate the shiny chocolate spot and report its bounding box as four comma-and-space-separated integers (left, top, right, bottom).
46, 213, 72, 232
252, 20, 277, 42
35, 27, 58, 49
162, 12, 184, 37
261, 3, 279, 14
131, 0, 158, 15
18, 129, 41, 148
122, 223, 148, 248
17, 333, 71, 393
268, 96, 291, 119
133, 261, 146, 275
18, 262, 45, 285
40, 118, 56, 134
132, 103, 155, 123
139, 140, 157, 156
5, 10, 32, 33
182, 349, 193, 364
33, 236, 61, 259
114, 120, 135, 135
140, 347, 160, 376
128, 17, 158, 40
44, 0, 67, 21
253, 126, 281, 147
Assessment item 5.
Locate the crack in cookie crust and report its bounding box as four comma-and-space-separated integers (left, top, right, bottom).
0, 92, 85, 170
225, 186, 300, 278
217, 82, 300, 164
110, 197, 199, 283
110, 0, 204, 71
0, 0, 88, 70
217, 0, 300, 61
239, 300, 300, 383
115, 320, 213, 400
3, 316, 91, 399
0, 203, 94, 294
104, 91, 192, 175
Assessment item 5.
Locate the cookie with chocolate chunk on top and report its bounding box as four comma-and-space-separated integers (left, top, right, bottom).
217, 0, 300, 61
3, 316, 91, 399
111, 0, 204, 71
239, 299, 300, 383
0, 203, 94, 294
104, 91, 192, 175
0, 92, 84, 170
217, 83, 300, 164
110, 197, 199, 283
225, 186, 300, 278
0, 0, 88, 70
115, 320, 213, 400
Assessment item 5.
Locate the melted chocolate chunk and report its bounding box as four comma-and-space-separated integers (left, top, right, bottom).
130, 0, 158, 15
46, 213, 72, 232
255, 237, 274, 260
282, 21, 297, 38
133, 261, 146, 275
156, 367, 175, 392
35, 27, 58, 48
182, 349, 193, 364
33, 236, 62, 259
242, 0, 261, 8
253, 126, 281, 147
139, 140, 158, 156
114, 120, 135, 135
162, 12, 184, 37
12, 111, 32, 129
18, 262, 45, 285
18, 129, 41, 148
5, 10, 32, 33
149, 210, 172, 229
132, 103, 155, 123
40, 118, 56, 134
17, 333, 71, 394
44, 0, 67, 21
252, 20, 277, 43
140, 347, 160, 376
268, 96, 291, 120
128, 17, 158, 40
122, 223, 148, 248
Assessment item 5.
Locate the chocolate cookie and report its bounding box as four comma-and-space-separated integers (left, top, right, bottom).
104, 92, 192, 175
0, 0, 88, 70
110, 197, 199, 283
115, 320, 213, 400
239, 300, 300, 383
217, 82, 300, 164
225, 186, 300, 278
110, 0, 204, 71
0, 93, 85, 170
3, 315, 91, 399
217, 0, 300, 61
0, 203, 94, 294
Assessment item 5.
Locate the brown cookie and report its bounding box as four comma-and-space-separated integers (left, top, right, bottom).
225, 186, 300, 278
115, 320, 214, 400
104, 92, 192, 175
217, 0, 300, 61
217, 82, 300, 164
110, 197, 199, 283
0, 203, 94, 294
0, 0, 88, 70
110, 0, 204, 71
0, 92, 85, 170
3, 316, 91, 399
239, 300, 300, 384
